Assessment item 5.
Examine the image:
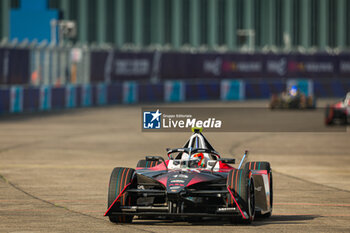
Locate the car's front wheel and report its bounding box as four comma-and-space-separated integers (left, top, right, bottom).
245, 161, 273, 218
227, 168, 255, 224
107, 167, 135, 223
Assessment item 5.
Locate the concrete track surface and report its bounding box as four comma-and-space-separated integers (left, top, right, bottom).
1, 100, 350, 233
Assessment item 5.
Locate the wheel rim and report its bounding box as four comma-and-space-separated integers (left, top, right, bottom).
270, 171, 273, 208
248, 178, 255, 219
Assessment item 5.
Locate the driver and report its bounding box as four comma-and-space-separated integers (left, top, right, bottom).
192, 153, 207, 168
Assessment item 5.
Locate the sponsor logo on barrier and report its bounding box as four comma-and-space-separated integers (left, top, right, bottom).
267, 58, 287, 76
115, 59, 150, 75
288, 61, 334, 73
203, 58, 262, 76
340, 61, 350, 72
203, 58, 222, 76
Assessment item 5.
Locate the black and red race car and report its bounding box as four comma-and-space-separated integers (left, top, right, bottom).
104, 128, 273, 224
325, 92, 350, 125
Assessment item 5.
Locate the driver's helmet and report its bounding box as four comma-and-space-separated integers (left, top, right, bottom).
192, 153, 206, 168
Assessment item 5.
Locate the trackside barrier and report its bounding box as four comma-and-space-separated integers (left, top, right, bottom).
23, 87, 39, 112
287, 79, 314, 96
1, 79, 350, 115
97, 83, 107, 105
139, 83, 163, 103
10, 86, 23, 113
40, 85, 51, 111
66, 84, 77, 108
81, 84, 92, 107
123, 81, 138, 104
164, 81, 185, 102
221, 80, 245, 101
185, 81, 220, 101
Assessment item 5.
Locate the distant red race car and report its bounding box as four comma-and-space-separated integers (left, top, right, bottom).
104, 128, 273, 224
325, 92, 350, 125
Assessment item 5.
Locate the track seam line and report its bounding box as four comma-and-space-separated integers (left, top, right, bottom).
274, 170, 350, 194
0, 174, 156, 233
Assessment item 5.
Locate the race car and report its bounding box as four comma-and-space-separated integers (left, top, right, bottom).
325, 92, 350, 125
270, 85, 316, 109
104, 128, 273, 224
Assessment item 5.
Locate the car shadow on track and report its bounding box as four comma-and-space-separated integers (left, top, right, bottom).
131, 215, 319, 226
253, 215, 319, 226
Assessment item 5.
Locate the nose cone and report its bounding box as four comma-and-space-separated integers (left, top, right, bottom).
167, 172, 193, 194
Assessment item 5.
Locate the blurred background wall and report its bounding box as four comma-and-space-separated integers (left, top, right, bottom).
1, 0, 350, 50
0, 0, 350, 114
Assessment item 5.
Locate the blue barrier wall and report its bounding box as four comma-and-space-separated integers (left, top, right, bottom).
0, 79, 348, 115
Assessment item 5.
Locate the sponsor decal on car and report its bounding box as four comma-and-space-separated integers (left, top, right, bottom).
170, 179, 185, 183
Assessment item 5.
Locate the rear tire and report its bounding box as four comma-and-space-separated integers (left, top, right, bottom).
136, 159, 161, 168
227, 168, 255, 224
245, 161, 273, 218
107, 167, 135, 223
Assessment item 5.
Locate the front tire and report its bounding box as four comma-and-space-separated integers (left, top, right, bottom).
245, 161, 273, 218
107, 167, 135, 223
227, 168, 255, 224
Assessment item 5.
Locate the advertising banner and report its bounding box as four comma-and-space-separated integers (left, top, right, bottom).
0, 48, 30, 85
84, 51, 348, 81
65, 84, 77, 108
10, 86, 23, 113
81, 84, 92, 107
40, 85, 51, 111
221, 80, 245, 101
164, 81, 185, 102
97, 83, 107, 105
90, 51, 154, 82
123, 81, 138, 104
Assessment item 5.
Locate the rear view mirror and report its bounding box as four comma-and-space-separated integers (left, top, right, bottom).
145, 156, 161, 161
219, 158, 235, 164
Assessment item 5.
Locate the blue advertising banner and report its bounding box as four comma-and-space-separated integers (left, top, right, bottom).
10, 86, 23, 113
221, 80, 245, 101
123, 82, 138, 104
65, 85, 77, 108
164, 81, 184, 102
40, 85, 51, 111
81, 84, 92, 107
97, 83, 107, 105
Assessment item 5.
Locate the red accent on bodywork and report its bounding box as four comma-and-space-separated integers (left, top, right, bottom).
334, 102, 343, 108
156, 176, 168, 186
135, 160, 169, 170
219, 161, 233, 169
186, 176, 206, 187
104, 182, 131, 216
227, 187, 246, 219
